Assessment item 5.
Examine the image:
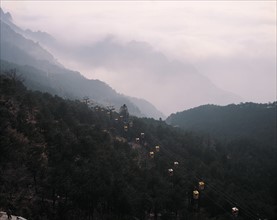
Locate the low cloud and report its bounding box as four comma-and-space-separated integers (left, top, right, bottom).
1, 1, 276, 114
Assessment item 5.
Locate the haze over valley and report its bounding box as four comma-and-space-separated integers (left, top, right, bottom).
1, 1, 275, 116
0, 2, 276, 220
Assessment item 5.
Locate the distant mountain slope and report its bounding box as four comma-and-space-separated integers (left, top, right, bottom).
53, 37, 243, 114
3, 5, 241, 115
126, 96, 165, 119
0, 60, 144, 117
166, 103, 276, 145
0, 9, 163, 119
0, 7, 56, 46
0, 20, 63, 73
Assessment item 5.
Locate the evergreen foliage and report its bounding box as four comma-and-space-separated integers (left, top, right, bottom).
0, 73, 276, 220
166, 103, 276, 146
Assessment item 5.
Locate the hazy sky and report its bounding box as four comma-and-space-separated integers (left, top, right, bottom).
1, 1, 276, 114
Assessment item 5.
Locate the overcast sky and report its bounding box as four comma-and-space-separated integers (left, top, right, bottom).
1, 1, 276, 114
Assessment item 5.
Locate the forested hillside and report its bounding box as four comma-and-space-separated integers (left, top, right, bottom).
0, 72, 276, 220
166, 103, 276, 146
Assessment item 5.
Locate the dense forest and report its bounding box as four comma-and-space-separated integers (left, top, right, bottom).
166, 103, 276, 145
0, 71, 276, 220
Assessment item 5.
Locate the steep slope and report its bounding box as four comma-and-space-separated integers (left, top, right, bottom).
166, 103, 276, 145
0, 60, 143, 117
52, 37, 243, 114
0, 21, 61, 70
2, 6, 242, 115
126, 95, 165, 119
0, 9, 163, 118
0, 7, 56, 46
1, 75, 276, 220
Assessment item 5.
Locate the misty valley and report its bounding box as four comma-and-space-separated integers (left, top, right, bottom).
0, 6, 276, 220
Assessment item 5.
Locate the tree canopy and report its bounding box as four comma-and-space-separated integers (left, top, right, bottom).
0, 72, 276, 220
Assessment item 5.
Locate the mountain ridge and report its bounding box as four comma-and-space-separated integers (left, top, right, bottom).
50, 35, 243, 114
166, 102, 276, 145
1, 7, 242, 115
0, 8, 163, 119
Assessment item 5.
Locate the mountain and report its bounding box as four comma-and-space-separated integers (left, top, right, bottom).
126, 95, 165, 119
3, 6, 242, 115
50, 37, 243, 114
0, 21, 62, 70
0, 9, 163, 119
0, 7, 56, 46
0, 7, 12, 22
0, 8, 243, 116
166, 103, 276, 145
24, 29, 56, 45
1, 74, 276, 220
0, 59, 145, 117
